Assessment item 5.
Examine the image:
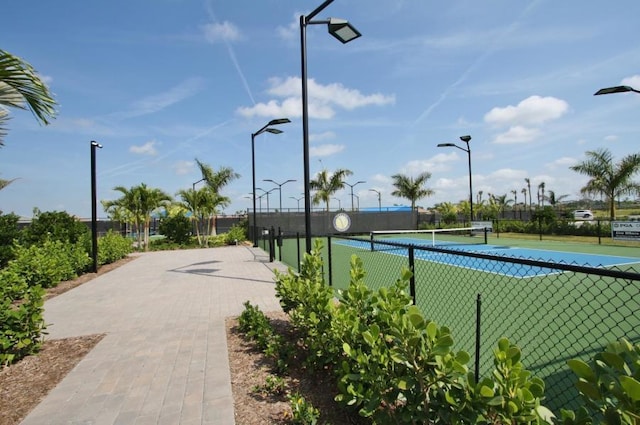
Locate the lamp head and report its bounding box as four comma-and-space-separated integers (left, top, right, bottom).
437, 143, 456, 147
268, 118, 291, 126
265, 128, 283, 134
594, 86, 637, 96
460, 135, 472, 143
90, 141, 103, 149
328, 18, 361, 44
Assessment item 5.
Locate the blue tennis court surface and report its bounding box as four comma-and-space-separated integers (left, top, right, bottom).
336, 238, 640, 278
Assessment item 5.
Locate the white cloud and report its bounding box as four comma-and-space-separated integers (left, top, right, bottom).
547, 157, 576, 169
493, 126, 540, 144
172, 160, 194, 175
309, 131, 336, 142
236, 76, 395, 119
276, 14, 298, 40
202, 21, 240, 43
484, 95, 569, 127
621, 75, 640, 88
122, 78, 206, 119
310, 144, 345, 157
604, 135, 618, 142
129, 140, 158, 156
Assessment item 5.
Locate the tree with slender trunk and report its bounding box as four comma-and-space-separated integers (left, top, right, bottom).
390, 172, 434, 211
310, 168, 353, 211
570, 148, 640, 220
511, 190, 518, 216
195, 159, 239, 236
546, 190, 569, 210
538, 182, 545, 207
102, 183, 172, 250
525, 178, 532, 212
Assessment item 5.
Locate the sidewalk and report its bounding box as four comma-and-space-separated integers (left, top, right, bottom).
20, 246, 288, 425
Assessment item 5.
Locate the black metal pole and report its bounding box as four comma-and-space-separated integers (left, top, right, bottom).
467, 145, 473, 223
300, 14, 312, 254
251, 134, 258, 247
90, 141, 101, 273
327, 235, 333, 287
408, 246, 416, 304
475, 293, 481, 383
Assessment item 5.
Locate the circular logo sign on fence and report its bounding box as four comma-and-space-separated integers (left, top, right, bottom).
333, 213, 351, 232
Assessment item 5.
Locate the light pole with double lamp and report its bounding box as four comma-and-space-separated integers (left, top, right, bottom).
263, 179, 296, 213
344, 180, 365, 211
438, 135, 474, 224
251, 119, 290, 247
594, 85, 640, 96
290, 196, 304, 212
369, 189, 381, 211
90, 141, 103, 273
256, 187, 278, 213
300, 0, 361, 253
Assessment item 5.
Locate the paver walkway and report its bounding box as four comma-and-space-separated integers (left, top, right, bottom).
20, 246, 288, 425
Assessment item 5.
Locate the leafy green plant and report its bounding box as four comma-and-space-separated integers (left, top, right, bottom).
158, 214, 192, 245
20, 210, 89, 247
0, 285, 46, 366
224, 223, 246, 245
252, 374, 288, 396
288, 392, 320, 425
98, 230, 133, 264
560, 338, 640, 425
0, 211, 20, 267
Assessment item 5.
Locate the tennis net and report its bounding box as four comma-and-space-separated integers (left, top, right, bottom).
369, 227, 488, 251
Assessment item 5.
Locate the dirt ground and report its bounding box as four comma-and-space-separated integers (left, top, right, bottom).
0, 253, 364, 425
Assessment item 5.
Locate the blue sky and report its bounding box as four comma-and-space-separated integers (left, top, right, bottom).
2, 0, 640, 219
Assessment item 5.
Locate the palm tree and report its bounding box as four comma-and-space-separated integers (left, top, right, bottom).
570, 148, 640, 219
176, 187, 205, 246
525, 178, 532, 213
0, 177, 17, 191
546, 190, 569, 210
0, 49, 56, 146
521, 187, 527, 214
103, 183, 172, 250
390, 172, 434, 211
538, 182, 545, 207
310, 168, 353, 211
511, 190, 518, 218
195, 159, 239, 235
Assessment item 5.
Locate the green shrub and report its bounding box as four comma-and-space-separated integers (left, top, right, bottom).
0, 267, 28, 302
224, 223, 246, 245
20, 210, 89, 247
9, 240, 85, 288
98, 230, 133, 265
0, 211, 20, 267
159, 214, 192, 245
0, 285, 46, 366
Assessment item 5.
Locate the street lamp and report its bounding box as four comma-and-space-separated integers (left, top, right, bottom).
90, 141, 103, 273
192, 178, 206, 191
369, 189, 381, 211
344, 180, 365, 211
594, 85, 640, 96
290, 195, 304, 212
332, 197, 342, 210
251, 118, 290, 247
263, 179, 296, 213
301, 0, 361, 253
438, 135, 473, 223
256, 187, 278, 213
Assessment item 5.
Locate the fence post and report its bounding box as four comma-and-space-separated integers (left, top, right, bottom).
269, 226, 275, 262
408, 246, 416, 304
327, 236, 333, 287
475, 293, 481, 383
538, 216, 543, 241
597, 219, 602, 245
296, 232, 301, 273
277, 227, 283, 261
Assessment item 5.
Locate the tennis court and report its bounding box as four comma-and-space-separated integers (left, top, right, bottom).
323, 230, 640, 410
336, 235, 640, 278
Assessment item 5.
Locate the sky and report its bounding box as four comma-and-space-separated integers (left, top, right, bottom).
2, 0, 640, 219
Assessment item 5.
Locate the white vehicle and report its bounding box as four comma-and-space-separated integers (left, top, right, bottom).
573, 209, 594, 221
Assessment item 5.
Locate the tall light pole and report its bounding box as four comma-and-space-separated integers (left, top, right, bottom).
256, 187, 277, 213
438, 135, 473, 223
251, 118, 290, 247
332, 197, 341, 210
369, 189, 381, 211
263, 179, 296, 213
290, 196, 304, 212
301, 0, 361, 253
344, 180, 365, 211
90, 141, 103, 273
594, 85, 640, 96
